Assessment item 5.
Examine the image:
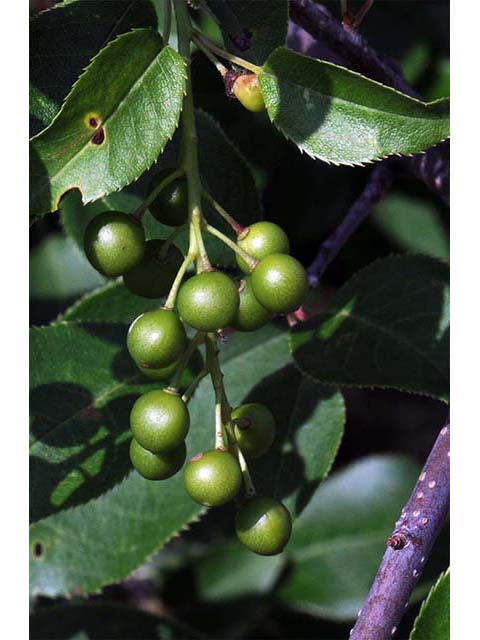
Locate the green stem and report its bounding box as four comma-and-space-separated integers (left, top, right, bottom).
163, 0, 172, 45
193, 31, 262, 74
181, 367, 209, 403
193, 34, 228, 76
168, 331, 205, 391
132, 168, 183, 220
159, 226, 183, 259
164, 251, 195, 309
204, 222, 258, 272
202, 190, 246, 236
206, 334, 228, 448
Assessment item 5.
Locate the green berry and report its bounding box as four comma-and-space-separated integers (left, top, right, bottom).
232, 403, 276, 459
183, 449, 242, 507
136, 359, 179, 381
123, 240, 183, 299
251, 254, 308, 314
235, 496, 292, 556
84, 211, 145, 277
130, 438, 186, 480
127, 309, 186, 368
130, 389, 189, 453
236, 222, 290, 274
148, 169, 189, 227
177, 271, 240, 332
232, 277, 272, 332
233, 74, 266, 113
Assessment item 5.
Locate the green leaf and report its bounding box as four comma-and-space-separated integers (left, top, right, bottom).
30, 30, 186, 217
30, 234, 106, 300
372, 192, 449, 259
30, 601, 191, 640
279, 455, 420, 621
60, 111, 261, 267
206, 1, 288, 65
290, 255, 449, 400
30, 0, 158, 133
410, 569, 450, 640
259, 48, 450, 165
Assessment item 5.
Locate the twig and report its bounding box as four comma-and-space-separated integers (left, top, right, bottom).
350, 418, 450, 640
307, 159, 396, 287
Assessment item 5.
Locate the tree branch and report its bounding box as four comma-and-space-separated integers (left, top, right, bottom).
307, 159, 396, 287
350, 418, 450, 640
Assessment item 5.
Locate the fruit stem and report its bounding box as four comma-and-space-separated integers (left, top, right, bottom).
158, 226, 184, 259
193, 35, 228, 77
163, 0, 172, 45
231, 438, 256, 497
202, 189, 246, 236
205, 334, 228, 448
175, 0, 212, 274
132, 168, 183, 220
168, 331, 205, 391
192, 31, 262, 75
181, 367, 208, 403
203, 223, 258, 272
164, 251, 195, 309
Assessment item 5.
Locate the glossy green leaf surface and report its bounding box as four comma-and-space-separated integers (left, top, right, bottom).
290, 255, 449, 400
410, 569, 450, 640
259, 48, 450, 165
206, 1, 288, 65
279, 456, 420, 620
30, 30, 186, 217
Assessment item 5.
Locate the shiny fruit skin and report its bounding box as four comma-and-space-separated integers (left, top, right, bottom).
130, 438, 186, 480
127, 309, 186, 368
183, 449, 242, 507
236, 221, 290, 274
233, 74, 266, 112
136, 359, 179, 381
148, 170, 189, 227
232, 403, 276, 459
177, 271, 240, 332
123, 240, 183, 298
130, 389, 189, 453
232, 277, 272, 332
235, 496, 292, 556
84, 211, 145, 277
251, 254, 308, 314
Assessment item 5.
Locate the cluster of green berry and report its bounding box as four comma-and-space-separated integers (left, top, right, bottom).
83, 168, 307, 555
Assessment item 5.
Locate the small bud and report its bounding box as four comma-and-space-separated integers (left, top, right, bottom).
232, 74, 266, 112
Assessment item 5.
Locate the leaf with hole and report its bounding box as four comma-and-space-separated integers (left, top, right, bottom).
259, 48, 450, 165
30, 30, 186, 217
290, 255, 449, 400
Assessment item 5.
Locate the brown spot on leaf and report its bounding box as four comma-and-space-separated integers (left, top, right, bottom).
32, 542, 44, 558
91, 127, 105, 145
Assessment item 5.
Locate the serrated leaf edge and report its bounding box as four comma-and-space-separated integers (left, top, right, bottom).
409, 568, 450, 640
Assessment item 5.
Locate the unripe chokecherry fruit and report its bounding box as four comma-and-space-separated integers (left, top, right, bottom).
235, 496, 292, 556
84, 211, 145, 277
251, 253, 308, 314
183, 449, 242, 507
233, 74, 266, 112
232, 403, 276, 459
148, 169, 189, 227
130, 438, 186, 480
177, 271, 240, 332
136, 359, 179, 381
130, 389, 189, 453
123, 240, 183, 299
231, 277, 272, 332
127, 309, 186, 368
236, 221, 290, 274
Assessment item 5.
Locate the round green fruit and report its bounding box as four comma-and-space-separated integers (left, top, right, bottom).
123, 240, 183, 298
233, 74, 266, 113
232, 277, 272, 332
183, 449, 242, 507
127, 309, 186, 368
236, 221, 290, 274
136, 359, 179, 381
130, 438, 186, 480
177, 271, 239, 331
148, 169, 189, 227
251, 254, 308, 314
84, 211, 145, 277
235, 496, 292, 556
130, 389, 189, 453
232, 403, 276, 459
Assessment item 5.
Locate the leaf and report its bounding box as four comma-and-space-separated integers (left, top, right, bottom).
206, 0, 288, 65
279, 455, 420, 621
372, 192, 449, 259
30, 0, 158, 133
30, 30, 186, 217
290, 255, 449, 400
259, 48, 450, 165
30, 83, 58, 131
30, 601, 190, 640
60, 110, 261, 267
410, 569, 450, 640
30, 234, 106, 300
